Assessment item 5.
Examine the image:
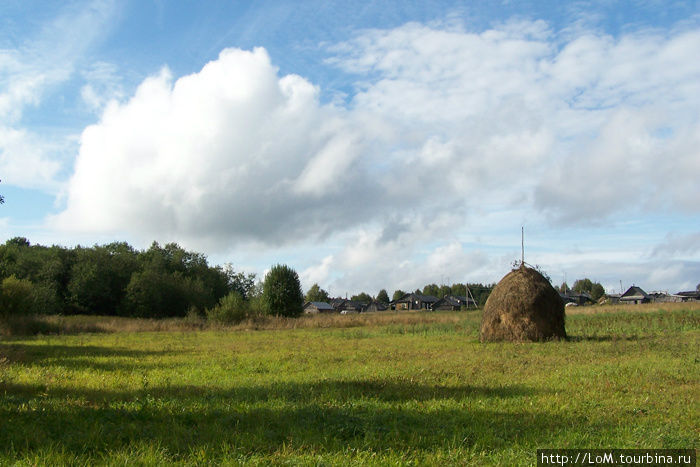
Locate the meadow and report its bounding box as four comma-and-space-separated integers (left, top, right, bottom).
1, 303, 698, 465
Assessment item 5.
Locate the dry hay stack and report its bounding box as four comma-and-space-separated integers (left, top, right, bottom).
480, 264, 566, 342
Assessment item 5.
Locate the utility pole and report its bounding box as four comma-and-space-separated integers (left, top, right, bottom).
521, 226, 525, 266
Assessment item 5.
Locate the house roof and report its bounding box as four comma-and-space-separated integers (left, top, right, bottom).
433, 296, 461, 307
447, 294, 477, 304
621, 286, 648, 300
393, 293, 439, 303
329, 299, 364, 310
304, 301, 334, 310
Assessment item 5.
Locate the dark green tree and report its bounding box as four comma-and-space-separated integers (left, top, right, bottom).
221, 263, 256, 299
351, 292, 372, 303
572, 278, 605, 302
468, 283, 495, 307
450, 283, 467, 297
262, 264, 304, 317
422, 283, 439, 297
392, 289, 406, 301
438, 284, 451, 298
572, 278, 593, 294
376, 289, 390, 303
305, 283, 330, 303
589, 283, 605, 301
125, 268, 191, 318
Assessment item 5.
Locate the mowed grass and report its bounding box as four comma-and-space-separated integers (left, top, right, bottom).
0, 304, 698, 465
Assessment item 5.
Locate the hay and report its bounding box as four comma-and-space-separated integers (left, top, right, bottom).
480, 264, 566, 342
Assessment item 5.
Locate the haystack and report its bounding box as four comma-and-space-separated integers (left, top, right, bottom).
480, 264, 566, 342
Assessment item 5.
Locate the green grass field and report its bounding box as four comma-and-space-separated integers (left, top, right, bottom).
1, 304, 698, 465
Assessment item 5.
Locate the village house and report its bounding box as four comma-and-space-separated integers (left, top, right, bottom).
619, 286, 650, 304
648, 291, 685, 303
303, 301, 334, 314
431, 294, 478, 311
676, 290, 700, 302
391, 293, 439, 311
364, 300, 388, 312
559, 291, 593, 306
330, 298, 365, 313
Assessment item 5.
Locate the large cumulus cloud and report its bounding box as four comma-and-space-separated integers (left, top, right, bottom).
52, 19, 700, 293
53, 48, 387, 246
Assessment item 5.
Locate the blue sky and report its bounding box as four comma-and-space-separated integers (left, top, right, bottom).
1, 0, 699, 296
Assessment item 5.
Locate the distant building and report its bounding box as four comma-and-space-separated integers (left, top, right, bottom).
431, 295, 477, 311
391, 293, 439, 311
620, 286, 650, 304
329, 298, 365, 313
303, 301, 335, 314
364, 301, 388, 312
559, 291, 593, 306
648, 291, 684, 303
676, 291, 700, 302
606, 293, 621, 305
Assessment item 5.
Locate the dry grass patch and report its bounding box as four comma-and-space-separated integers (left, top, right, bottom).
566, 301, 700, 315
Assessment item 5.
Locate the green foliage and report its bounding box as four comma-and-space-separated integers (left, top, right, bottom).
222, 264, 256, 299
376, 289, 390, 303
590, 283, 605, 301
305, 283, 330, 303
0, 239, 247, 319
67, 246, 137, 314
392, 289, 406, 301
262, 264, 303, 317
124, 269, 187, 318
450, 283, 466, 297
572, 278, 593, 293
422, 283, 439, 297
206, 291, 249, 324
0, 275, 34, 317
573, 278, 605, 301
437, 284, 451, 298
350, 292, 372, 303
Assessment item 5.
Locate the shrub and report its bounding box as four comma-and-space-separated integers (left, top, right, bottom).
0, 275, 35, 317
206, 291, 249, 324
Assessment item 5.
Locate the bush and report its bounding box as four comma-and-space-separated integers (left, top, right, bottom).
0, 275, 35, 317
262, 264, 304, 318
206, 291, 249, 324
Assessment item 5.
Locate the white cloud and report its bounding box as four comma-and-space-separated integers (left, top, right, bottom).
0, 0, 118, 191
50, 17, 700, 293
53, 48, 379, 246
300, 255, 334, 289
0, 127, 62, 189
80, 61, 124, 112
651, 232, 700, 259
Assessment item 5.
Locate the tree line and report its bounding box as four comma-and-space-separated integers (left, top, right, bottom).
0, 237, 306, 322
0, 236, 501, 324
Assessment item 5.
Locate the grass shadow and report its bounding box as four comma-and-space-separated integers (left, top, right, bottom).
0, 342, 169, 368
0, 378, 575, 461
